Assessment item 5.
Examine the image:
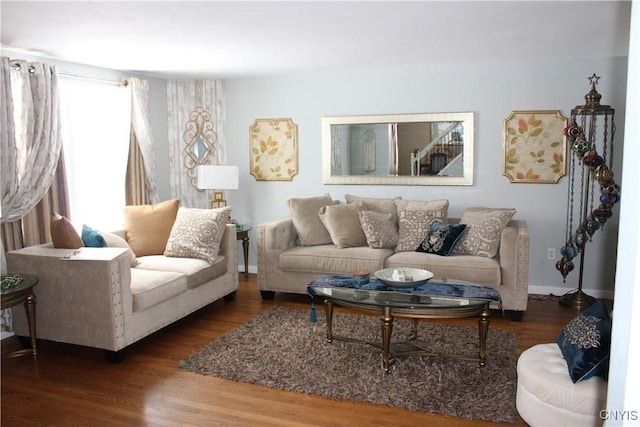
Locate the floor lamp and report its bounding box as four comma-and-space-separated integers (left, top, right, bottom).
196, 165, 239, 209
556, 74, 620, 309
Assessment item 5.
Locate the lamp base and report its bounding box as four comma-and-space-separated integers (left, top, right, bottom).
559, 289, 597, 310
210, 190, 227, 209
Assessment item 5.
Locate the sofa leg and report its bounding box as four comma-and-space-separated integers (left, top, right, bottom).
260, 290, 275, 301
105, 350, 125, 364
223, 291, 237, 302
507, 310, 524, 322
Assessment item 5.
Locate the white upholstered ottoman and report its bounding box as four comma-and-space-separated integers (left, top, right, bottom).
516, 343, 608, 427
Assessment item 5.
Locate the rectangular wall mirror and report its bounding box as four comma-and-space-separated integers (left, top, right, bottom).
322, 112, 474, 185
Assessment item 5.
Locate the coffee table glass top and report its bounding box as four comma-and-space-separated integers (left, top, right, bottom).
310, 286, 488, 310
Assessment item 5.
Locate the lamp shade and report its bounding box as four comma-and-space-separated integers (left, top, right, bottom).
197, 165, 239, 190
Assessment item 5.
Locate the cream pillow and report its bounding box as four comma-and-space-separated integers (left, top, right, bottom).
345, 194, 401, 223
123, 199, 180, 256
164, 206, 231, 263
358, 210, 399, 249
288, 194, 338, 246
394, 199, 449, 252
452, 207, 516, 257
318, 202, 367, 248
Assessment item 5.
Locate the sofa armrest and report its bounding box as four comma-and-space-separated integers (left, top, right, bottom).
256, 217, 297, 290
6, 245, 132, 351
498, 220, 530, 311
220, 223, 239, 275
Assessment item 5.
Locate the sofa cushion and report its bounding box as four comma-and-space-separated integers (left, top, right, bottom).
99, 230, 139, 266
359, 210, 399, 249
557, 300, 612, 383
346, 194, 401, 223
129, 268, 188, 312
280, 245, 392, 275
318, 202, 367, 248
416, 220, 467, 256
81, 224, 107, 247
394, 199, 449, 252
384, 252, 501, 286
452, 207, 516, 257
288, 194, 338, 246
164, 206, 230, 263
123, 199, 180, 257
51, 213, 82, 249
135, 254, 227, 289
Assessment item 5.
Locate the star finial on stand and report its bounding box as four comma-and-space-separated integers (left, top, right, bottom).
588, 73, 601, 89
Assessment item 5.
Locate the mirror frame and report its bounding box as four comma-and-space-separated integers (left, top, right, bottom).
322, 112, 474, 186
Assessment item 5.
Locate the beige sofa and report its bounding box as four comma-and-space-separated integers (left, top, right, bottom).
257, 195, 529, 320
7, 223, 239, 362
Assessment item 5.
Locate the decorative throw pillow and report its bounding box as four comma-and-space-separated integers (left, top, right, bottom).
81, 225, 107, 247
345, 194, 401, 223
358, 210, 399, 249
394, 199, 449, 252
416, 220, 467, 256
452, 207, 516, 257
288, 194, 338, 246
164, 206, 231, 263
50, 213, 83, 249
100, 231, 140, 267
557, 300, 612, 383
318, 202, 367, 248
123, 199, 180, 257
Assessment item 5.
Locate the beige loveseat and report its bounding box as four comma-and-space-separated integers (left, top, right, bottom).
257, 195, 529, 320
6, 202, 239, 362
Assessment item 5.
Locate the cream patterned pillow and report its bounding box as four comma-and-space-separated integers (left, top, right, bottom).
164, 206, 231, 263
452, 207, 516, 257
288, 194, 338, 246
358, 210, 399, 249
318, 202, 367, 248
394, 199, 449, 252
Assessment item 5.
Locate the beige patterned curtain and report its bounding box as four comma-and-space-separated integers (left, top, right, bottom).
166, 80, 225, 208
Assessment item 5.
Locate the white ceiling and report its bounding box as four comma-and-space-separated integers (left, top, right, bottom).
0, 1, 632, 79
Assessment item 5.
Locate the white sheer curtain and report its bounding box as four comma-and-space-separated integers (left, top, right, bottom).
128, 77, 158, 204
59, 78, 130, 231
0, 57, 62, 273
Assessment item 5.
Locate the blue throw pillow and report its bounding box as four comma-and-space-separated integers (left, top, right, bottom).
415, 220, 467, 256
81, 224, 107, 248
557, 299, 611, 383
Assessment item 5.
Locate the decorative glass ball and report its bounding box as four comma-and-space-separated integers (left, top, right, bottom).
571, 138, 590, 154
596, 165, 615, 185
584, 150, 604, 167
563, 124, 583, 140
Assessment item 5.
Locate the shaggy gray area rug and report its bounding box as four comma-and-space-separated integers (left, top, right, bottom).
179, 306, 518, 423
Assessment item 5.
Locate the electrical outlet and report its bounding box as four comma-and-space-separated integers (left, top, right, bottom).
547, 248, 556, 260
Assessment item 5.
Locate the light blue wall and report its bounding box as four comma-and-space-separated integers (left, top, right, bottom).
221, 57, 628, 297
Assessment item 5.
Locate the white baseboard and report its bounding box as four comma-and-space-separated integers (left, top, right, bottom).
1, 331, 15, 340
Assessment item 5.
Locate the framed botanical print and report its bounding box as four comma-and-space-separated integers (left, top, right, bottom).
503, 110, 568, 183
249, 118, 298, 181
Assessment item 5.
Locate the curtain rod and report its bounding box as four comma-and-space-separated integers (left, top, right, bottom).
9, 63, 127, 86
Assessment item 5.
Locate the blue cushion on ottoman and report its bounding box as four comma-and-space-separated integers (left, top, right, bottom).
557, 299, 611, 383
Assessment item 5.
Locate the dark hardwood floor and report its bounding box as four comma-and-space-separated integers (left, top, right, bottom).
1, 274, 582, 426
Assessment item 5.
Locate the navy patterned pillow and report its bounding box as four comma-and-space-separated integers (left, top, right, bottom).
415, 220, 467, 256
557, 300, 612, 383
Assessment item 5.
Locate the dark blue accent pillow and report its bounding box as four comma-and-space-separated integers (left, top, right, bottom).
415, 220, 467, 256
557, 299, 611, 383
81, 224, 107, 248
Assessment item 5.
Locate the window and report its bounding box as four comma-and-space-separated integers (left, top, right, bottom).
59, 78, 131, 231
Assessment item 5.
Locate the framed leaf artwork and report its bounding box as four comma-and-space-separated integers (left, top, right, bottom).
249, 118, 299, 181
503, 110, 568, 183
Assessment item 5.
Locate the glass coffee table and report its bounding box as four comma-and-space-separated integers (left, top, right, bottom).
308, 275, 501, 372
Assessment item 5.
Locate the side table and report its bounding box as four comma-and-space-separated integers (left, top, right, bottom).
1, 273, 39, 357
236, 224, 252, 278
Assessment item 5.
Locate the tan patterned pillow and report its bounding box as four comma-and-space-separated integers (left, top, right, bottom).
124, 199, 180, 256
288, 194, 338, 246
452, 207, 516, 257
164, 206, 231, 263
358, 210, 398, 249
318, 202, 367, 248
394, 199, 449, 252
